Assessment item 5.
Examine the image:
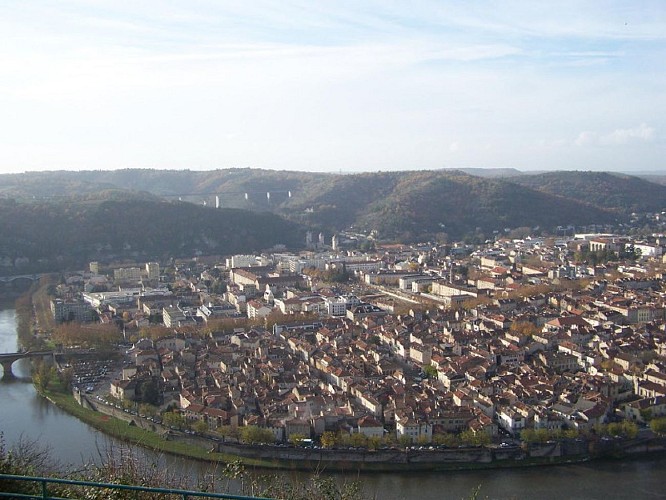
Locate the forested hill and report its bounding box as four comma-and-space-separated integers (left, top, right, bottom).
511, 171, 666, 214
2, 167, 657, 244
0, 197, 303, 274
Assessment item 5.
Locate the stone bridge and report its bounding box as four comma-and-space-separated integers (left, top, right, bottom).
0, 351, 54, 378
0, 274, 43, 284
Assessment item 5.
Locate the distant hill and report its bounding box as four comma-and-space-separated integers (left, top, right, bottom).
637, 174, 666, 187
0, 197, 303, 274
0, 168, 645, 244
453, 167, 527, 178
510, 171, 666, 214
351, 171, 615, 240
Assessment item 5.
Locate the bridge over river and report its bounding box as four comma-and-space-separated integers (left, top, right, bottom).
0, 274, 44, 284
0, 350, 54, 378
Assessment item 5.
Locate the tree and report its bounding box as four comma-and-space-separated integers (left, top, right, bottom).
621, 421, 638, 439
368, 436, 382, 450
416, 435, 430, 446
520, 429, 537, 443
32, 362, 55, 391
217, 425, 241, 442
433, 433, 460, 447
510, 321, 540, 337
398, 435, 412, 448
138, 325, 171, 341
241, 426, 274, 445
57, 366, 74, 392
138, 403, 158, 418
422, 364, 438, 379
289, 433, 307, 447
136, 378, 160, 406
650, 417, 666, 435
320, 431, 337, 449
52, 323, 122, 350
562, 428, 579, 440
349, 433, 368, 448
162, 411, 185, 429
460, 430, 490, 446
193, 420, 209, 434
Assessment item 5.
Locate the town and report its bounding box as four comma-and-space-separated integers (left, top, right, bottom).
45, 228, 666, 455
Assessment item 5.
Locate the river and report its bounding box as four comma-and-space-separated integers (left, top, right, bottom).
1, 306, 665, 499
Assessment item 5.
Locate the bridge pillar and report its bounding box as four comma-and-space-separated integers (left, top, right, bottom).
0, 359, 15, 379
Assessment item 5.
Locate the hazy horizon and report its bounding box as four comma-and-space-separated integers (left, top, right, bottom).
1, 2, 664, 174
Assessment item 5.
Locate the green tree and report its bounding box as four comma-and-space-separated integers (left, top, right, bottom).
193, 420, 209, 434
520, 429, 537, 443
422, 364, 438, 379
32, 362, 54, 391
241, 426, 274, 444
416, 435, 430, 446
289, 433, 307, 446
136, 378, 160, 406
216, 425, 241, 442
650, 417, 666, 435
349, 433, 368, 448
562, 428, 580, 439
138, 403, 158, 418
57, 366, 74, 392
534, 429, 551, 443
460, 430, 490, 446
368, 436, 382, 450
621, 421, 638, 439
162, 411, 185, 429
398, 435, 412, 448
433, 432, 460, 447
320, 431, 338, 448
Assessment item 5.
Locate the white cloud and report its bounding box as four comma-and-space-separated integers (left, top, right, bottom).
575, 124, 656, 147
574, 131, 597, 147
600, 123, 655, 145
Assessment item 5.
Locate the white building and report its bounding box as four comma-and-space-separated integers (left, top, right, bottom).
113, 267, 142, 282
146, 262, 160, 281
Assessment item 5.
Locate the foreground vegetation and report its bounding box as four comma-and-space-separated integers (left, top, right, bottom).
0, 433, 364, 500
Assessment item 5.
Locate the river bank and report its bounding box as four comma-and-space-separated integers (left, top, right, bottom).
37, 385, 666, 474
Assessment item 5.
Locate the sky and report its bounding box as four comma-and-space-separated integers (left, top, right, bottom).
1, 1, 665, 174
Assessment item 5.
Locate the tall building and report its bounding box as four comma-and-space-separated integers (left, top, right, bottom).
113, 267, 142, 282
51, 299, 95, 323
146, 262, 160, 281
332, 234, 339, 251
89, 261, 99, 274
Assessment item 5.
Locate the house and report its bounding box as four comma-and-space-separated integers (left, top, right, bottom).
497, 405, 529, 436
357, 415, 384, 439
110, 379, 136, 401
623, 396, 666, 423
396, 416, 432, 443
284, 418, 311, 439
247, 300, 272, 319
